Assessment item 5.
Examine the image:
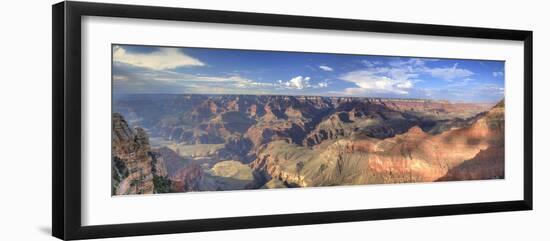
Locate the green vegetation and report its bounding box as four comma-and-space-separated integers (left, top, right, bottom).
149, 151, 173, 193
112, 156, 129, 195
153, 174, 172, 193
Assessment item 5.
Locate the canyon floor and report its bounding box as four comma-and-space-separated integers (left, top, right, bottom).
111, 94, 503, 195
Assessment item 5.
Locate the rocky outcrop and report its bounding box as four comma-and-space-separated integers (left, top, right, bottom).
154, 147, 185, 177
303, 100, 419, 146
170, 160, 257, 192
251, 101, 504, 187
170, 164, 205, 192
437, 145, 504, 181
112, 113, 169, 195
114, 94, 501, 193
116, 94, 490, 148
261, 179, 288, 189
381, 98, 493, 120
208, 160, 256, 190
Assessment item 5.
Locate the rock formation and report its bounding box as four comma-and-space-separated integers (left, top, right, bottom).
112, 113, 170, 195
250, 101, 504, 187
112, 94, 502, 193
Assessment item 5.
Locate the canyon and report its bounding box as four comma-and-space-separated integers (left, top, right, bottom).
111, 94, 503, 194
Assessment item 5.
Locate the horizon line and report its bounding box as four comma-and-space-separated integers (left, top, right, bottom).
112, 92, 502, 104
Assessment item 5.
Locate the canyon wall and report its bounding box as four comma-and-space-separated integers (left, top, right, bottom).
112, 94, 502, 193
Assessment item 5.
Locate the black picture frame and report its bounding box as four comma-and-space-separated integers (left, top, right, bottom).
52, 1, 533, 240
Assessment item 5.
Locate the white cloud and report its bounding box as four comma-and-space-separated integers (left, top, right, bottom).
278, 76, 311, 89
362, 60, 382, 67
340, 69, 414, 95
493, 71, 504, 77
387, 58, 471, 82
113, 75, 128, 81
113, 46, 205, 70
114, 65, 331, 94
396, 81, 413, 89
425, 63, 473, 81
338, 58, 476, 97
319, 65, 333, 71
317, 82, 329, 88
389, 58, 426, 68
112, 61, 281, 94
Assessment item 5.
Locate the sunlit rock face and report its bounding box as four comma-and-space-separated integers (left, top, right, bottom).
112, 113, 169, 195
250, 101, 504, 187
113, 94, 502, 193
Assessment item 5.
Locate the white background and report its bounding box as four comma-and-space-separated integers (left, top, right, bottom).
0, 0, 547, 240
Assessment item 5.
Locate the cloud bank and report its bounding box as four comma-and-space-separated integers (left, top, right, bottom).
319, 65, 333, 71
113, 46, 204, 70
339, 58, 476, 96
112, 45, 503, 102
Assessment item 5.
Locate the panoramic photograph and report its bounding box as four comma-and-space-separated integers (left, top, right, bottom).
111, 44, 505, 195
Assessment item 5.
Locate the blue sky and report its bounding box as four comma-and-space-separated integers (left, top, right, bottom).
112, 44, 505, 103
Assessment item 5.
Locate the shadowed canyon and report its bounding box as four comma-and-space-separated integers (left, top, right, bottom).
111, 94, 504, 195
